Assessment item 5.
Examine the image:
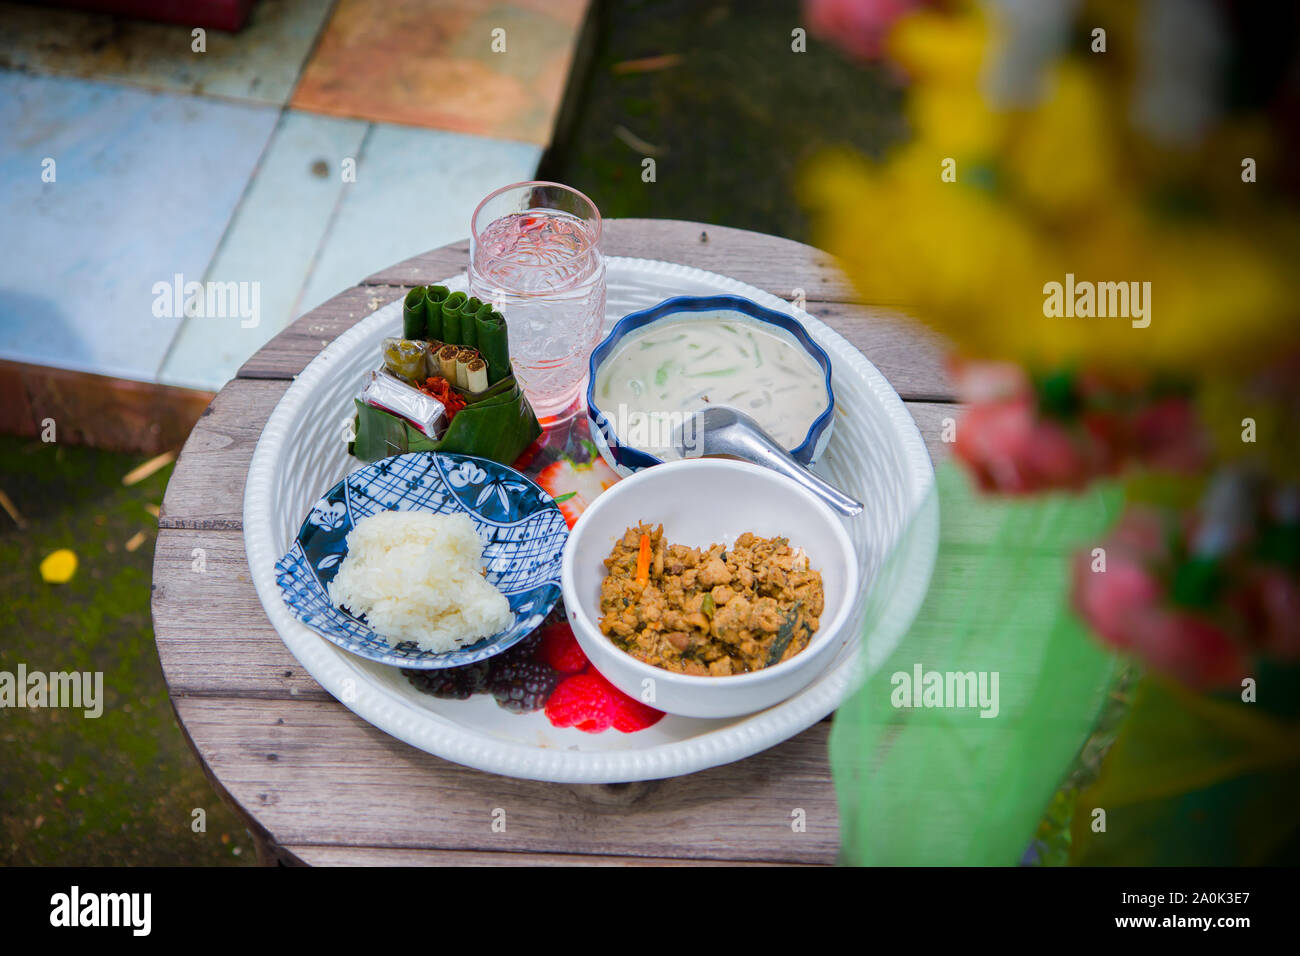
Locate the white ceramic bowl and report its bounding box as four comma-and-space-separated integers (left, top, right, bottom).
560, 457, 861, 719
586, 294, 836, 478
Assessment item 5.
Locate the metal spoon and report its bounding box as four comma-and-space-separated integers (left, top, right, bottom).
672, 406, 864, 517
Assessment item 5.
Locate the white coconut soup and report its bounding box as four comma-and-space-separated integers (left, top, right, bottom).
594, 311, 829, 458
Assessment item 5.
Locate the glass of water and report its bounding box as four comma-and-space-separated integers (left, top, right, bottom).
468, 181, 606, 418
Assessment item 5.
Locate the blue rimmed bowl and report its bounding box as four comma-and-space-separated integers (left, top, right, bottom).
275, 452, 567, 669
586, 295, 836, 477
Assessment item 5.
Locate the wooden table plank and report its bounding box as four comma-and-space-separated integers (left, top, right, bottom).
364, 218, 865, 303
237, 285, 408, 380
173, 696, 841, 864
906, 401, 956, 464
282, 845, 797, 866
359, 237, 468, 289
813, 303, 953, 401
151, 528, 330, 701
159, 379, 289, 530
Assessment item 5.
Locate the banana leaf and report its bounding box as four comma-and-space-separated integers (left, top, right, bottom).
476, 308, 511, 385
422, 285, 450, 341
441, 291, 468, 346
349, 375, 540, 466
461, 298, 481, 350
402, 287, 427, 340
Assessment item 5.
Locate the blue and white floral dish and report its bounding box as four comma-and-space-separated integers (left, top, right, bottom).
275, 452, 567, 669
586, 294, 836, 477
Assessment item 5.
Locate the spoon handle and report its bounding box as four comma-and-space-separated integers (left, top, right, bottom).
723, 428, 865, 517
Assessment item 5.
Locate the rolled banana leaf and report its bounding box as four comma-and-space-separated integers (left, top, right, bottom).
460, 297, 481, 350
441, 291, 468, 346
402, 287, 427, 340
476, 308, 511, 385
350, 374, 540, 466
423, 285, 450, 341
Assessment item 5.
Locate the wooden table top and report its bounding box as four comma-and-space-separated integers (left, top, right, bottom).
151, 218, 955, 866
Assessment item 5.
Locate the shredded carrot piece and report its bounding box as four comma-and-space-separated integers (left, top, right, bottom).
635, 533, 651, 585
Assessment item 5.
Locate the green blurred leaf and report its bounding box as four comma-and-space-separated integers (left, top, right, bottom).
831, 464, 1124, 865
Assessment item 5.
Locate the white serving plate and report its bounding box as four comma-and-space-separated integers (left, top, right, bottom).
244, 257, 937, 783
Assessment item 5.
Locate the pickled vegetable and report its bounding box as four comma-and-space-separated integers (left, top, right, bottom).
382, 337, 429, 384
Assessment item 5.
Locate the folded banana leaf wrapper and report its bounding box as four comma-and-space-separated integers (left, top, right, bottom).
352, 285, 540, 465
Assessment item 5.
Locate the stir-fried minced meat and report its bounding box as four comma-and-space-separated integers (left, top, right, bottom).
597, 523, 824, 676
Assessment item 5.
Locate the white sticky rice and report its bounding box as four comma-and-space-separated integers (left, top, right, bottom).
327, 510, 512, 651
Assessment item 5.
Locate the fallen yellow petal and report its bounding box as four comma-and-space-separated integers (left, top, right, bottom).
40, 549, 78, 584
125, 531, 147, 552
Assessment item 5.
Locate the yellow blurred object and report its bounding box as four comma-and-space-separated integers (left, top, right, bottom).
40, 549, 78, 584
1007, 65, 1118, 220
800, 3, 1300, 375
888, 8, 985, 88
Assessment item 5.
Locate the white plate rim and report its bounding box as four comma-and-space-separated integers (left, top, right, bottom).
243, 256, 937, 783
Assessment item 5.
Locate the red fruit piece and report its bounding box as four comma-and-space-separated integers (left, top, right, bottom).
544, 673, 613, 733
535, 620, 588, 673
611, 696, 665, 733
511, 435, 547, 473
535, 456, 620, 528
544, 667, 666, 734
587, 670, 665, 733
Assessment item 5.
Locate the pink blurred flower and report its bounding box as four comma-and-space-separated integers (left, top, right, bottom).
1128, 609, 1251, 690
953, 396, 1121, 495
950, 360, 1209, 495
1072, 506, 1256, 690
1132, 397, 1208, 473
1071, 549, 1164, 648
956, 398, 1083, 493
1072, 548, 1249, 690
1234, 567, 1300, 660
804, 0, 927, 59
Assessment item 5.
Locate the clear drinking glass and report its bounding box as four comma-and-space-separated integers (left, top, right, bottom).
468, 181, 606, 418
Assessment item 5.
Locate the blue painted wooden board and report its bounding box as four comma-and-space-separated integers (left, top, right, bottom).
0, 71, 278, 382
297, 123, 541, 314
158, 110, 368, 391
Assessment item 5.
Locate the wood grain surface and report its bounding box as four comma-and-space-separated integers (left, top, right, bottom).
152, 220, 958, 865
